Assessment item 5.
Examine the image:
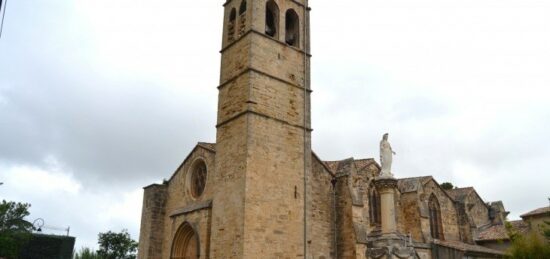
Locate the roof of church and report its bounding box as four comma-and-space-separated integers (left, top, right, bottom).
197, 142, 216, 151
446, 187, 475, 202
353, 158, 378, 170
433, 239, 506, 255
476, 220, 529, 241
521, 206, 550, 218
397, 176, 432, 193
322, 158, 379, 177
323, 158, 355, 176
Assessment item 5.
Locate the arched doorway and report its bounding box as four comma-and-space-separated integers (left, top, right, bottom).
171, 222, 199, 259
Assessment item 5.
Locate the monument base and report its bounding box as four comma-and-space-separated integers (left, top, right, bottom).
366, 233, 418, 259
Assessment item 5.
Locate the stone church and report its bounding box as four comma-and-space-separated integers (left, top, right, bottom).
138, 1, 508, 258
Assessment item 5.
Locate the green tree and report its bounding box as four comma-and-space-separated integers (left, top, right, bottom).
505, 220, 550, 259
542, 220, 550, 242
506, 232, 550, 259
74, 247, 101, 259
440, 182, 454, 190
0, 200, 33, 259
97, 229, 138, 259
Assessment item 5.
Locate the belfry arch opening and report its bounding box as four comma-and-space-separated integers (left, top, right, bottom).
238, 1, 247, 36
265, 1, 279, 38
228, 8, 237, 42
171, 222, 199, 259
239, 0, 247, 15
285, 9, 299, 47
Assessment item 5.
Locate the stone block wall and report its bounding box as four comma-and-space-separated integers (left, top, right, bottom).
138, 184, 167, 259
159, 145, 216, 258
464, 193, 490, 228
422, 180, 460, 241
335, 173, 359, 258
399, 192, 423, 242
309, 155, 336, 259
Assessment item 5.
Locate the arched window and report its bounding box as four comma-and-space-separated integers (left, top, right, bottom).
265, 1, 279, 38
369, 188, 381, 226
285, 9, 299, 47
238, 1, 247, 37
429, 194, 444, 240
228, 8, 237, 42
171, 222, 199, 259
189, 160, 207, 198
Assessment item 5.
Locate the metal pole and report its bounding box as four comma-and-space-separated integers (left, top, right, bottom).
0, 0, 8, 39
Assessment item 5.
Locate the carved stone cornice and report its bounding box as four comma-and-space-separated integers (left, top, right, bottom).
374, 177, 398, 191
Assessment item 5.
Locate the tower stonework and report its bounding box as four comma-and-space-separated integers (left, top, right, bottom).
211, 0, 311, 258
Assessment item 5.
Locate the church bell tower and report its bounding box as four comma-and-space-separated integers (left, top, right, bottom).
211, 0, 311, 257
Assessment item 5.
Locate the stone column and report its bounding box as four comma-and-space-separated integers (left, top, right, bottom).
374, 176, 398, 235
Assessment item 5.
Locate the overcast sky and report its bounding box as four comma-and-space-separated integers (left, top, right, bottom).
1, 0, 549, 251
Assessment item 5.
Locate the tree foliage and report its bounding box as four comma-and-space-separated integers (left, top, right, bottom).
97, 229, 138, 259
505, 232, 550, 259
74, 247, 101, 259
440, 182, 454, 190
505, 220, 550, 259
0, 200, 33, 259
542, 220, 550, 241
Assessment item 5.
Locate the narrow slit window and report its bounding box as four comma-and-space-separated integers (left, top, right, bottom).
265, 1, 279, 38
228, 8, 237, 42
285, 9, 299, 47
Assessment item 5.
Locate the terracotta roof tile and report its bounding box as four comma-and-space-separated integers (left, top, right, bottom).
434, 239, 506, 255
476, 224, 509, 241
520, 206, 550, 218
476, 221, 529, 241
509, 220, 530, 236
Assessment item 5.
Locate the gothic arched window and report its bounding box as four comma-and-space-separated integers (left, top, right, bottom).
369, 188, 381, 226
265, 1, 279, 38
238, 1, 247, 36
285, 9, 299, 47
429, 194, 444, 240
228, 8, 237, 42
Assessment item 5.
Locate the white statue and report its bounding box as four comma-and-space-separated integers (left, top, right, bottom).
380, 133, 396, 177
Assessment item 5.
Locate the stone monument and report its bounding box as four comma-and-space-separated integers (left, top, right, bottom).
367, 133, 417, 259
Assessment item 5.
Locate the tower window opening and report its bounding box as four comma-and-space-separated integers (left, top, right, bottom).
285, 9, 299, 47
238, 1, 247, 37
239, 0, 247, 15
228, 8, 237, 42
265, 1, 279, 38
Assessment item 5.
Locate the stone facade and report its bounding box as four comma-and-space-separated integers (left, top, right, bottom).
138, 1, 508, 258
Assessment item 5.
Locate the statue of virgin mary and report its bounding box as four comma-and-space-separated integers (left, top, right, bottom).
380, 133, 396, 177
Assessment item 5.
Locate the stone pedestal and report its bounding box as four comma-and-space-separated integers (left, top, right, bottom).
375, 177, 398, 234
367, 176, 417, 259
